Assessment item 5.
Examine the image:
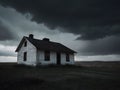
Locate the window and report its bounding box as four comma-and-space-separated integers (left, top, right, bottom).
45, 51, 50, 61
23, 52, 27, 61
66, 54, 70, 62
24, 41, 27, 47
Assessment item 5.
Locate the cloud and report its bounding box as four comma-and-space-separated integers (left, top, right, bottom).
0, 5, 79, 46
0, 5, 79, 58
0, 44, 16, 56
0, 5, 59, 43
76, 25, 120, 40
78, 35, 120, 55
0, 0, 120, 40
0, 19, 16, 40
0, 2, 120, 61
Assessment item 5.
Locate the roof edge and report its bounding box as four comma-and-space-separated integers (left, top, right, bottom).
15, 36, 27, 52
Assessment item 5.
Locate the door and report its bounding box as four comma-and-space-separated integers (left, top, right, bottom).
57, 53, 61, 65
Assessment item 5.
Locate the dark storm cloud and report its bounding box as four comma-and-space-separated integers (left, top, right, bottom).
0, 0, 120, 40
0, 20, 15, 40
79, 36, 120, 55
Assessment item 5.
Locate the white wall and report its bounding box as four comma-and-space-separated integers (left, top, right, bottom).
61, 53, 74, 65
69, 54, 75, 64
17, 39, 37, 66
37, 51, 56, 65
37, 51, 74, 65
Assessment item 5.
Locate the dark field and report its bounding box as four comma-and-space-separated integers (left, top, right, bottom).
0, 62, 120, 90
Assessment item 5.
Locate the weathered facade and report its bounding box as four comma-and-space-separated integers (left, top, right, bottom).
15, 34, 76, 66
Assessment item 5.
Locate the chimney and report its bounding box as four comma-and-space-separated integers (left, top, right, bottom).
43, 38, 50, 41
29, 34, 34, 39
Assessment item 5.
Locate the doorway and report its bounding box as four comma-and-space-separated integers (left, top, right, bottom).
57, 53, 61, 65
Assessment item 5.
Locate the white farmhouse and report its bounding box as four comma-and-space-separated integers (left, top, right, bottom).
15, 34, 76, 66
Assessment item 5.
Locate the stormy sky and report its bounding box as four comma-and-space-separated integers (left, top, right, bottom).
0, 0, 120, 62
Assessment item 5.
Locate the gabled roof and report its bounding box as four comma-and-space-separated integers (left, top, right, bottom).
15, 36, 76, 54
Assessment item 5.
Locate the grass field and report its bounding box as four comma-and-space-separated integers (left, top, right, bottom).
0, 63, 120, 90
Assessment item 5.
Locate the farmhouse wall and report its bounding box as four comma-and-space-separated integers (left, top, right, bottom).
37, 51, 56, 65
61, 53, 74, 65
17, 39, 37, 66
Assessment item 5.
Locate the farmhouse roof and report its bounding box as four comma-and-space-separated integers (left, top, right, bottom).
15, 35, 76, 53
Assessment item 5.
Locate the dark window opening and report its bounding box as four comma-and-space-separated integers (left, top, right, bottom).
57, 53, 61, 65
66, 54, 70, 62
45, 51, 50, 61
24, 41, 27, 47
23, 52, 27, 61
